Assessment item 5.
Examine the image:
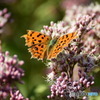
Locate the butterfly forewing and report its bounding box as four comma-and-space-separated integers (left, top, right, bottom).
48, 32, 77, 59
22, 30, 51, 47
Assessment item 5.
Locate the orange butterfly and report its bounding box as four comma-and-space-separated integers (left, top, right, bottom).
22, 30, 77, 60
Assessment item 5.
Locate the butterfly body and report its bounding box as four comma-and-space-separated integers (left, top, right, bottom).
48, 38, 57, 51
22, 30, 77, 60
49, 38, 57, 47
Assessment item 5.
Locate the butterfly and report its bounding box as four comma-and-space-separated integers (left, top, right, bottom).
22, 30, 77, 60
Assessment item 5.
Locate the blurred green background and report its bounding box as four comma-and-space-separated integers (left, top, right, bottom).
0, 0, 100, 100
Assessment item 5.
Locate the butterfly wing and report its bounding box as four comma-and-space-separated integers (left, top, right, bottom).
48, 32, 77, 59
28, 44, 48, 60
22, 30, 51, 60
22, 30, 50, 47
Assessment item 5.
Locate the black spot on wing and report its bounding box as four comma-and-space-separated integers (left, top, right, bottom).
62, 43, 65, 45
38, 44, 41, 46
34, 47, 38, 50
32, 31, 35, 34
57, 48, 60, 50
30, 33, 32, 36
37, 33, 42, 37
41, 37, 44, 39
41, 45, 44, 48
60, 41, 63, 43
38, 40, 42, 42
66, 35, 68, 38
64, 40, 66, 42
32, 42, 35, 44
46, 37, 49, 40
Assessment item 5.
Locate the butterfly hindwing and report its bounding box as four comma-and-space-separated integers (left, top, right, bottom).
28, 44, 48, 60
48, 32, 77, 59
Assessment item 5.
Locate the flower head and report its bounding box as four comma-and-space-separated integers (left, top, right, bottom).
0, 51, 25, 99
10, 90, 29, 100
0, 51, 24, 84
47, 71, 94, 99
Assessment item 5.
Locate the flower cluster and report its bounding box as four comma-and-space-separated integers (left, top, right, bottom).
0, 51, 28, 100
0, 8, 11, 33
43, 3, 100, 100
47, 71, 94, 99
64, 3, 100, 24
64, 3, 100, 61
0, 51, 24, 84
10, 90, 29, 100
41, 21, 69, 38
64, 3, 100, 54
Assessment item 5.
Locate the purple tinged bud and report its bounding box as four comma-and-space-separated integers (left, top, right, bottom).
51, 94, 54, 98
57, 80, 60, 85
50, 21, 54, 26
2, 8, 7, 14
60, 90, 64, 94
11, 59, 17, 64
18, 61, 24, 65
0, 23, 4, 27
4, 13, 11, 19
0, 55, 4, 62
51, 85, 55, 89
61, 72, 66, 78
49, 27, 53, 33
63, 85, 66, 88
0, 11, 3, 16
58, 87, 62, 91
5, 51, 9, 56
60, 59, 65, 64
73, 81, 78, 86
80, 77, 84, 83
86, 82, 90, 87
65, 76, 68, 81
56, 90, 59, 95
43, 26, 48, 30
47, 95, 51, 99
13, 55, 17, 59
91, 81, 94, 85
83, 79, 87, 84
60, 95, 64, 97
61, 80, 65, 86
77, 85, 81, 90
83, 96, 87, 100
